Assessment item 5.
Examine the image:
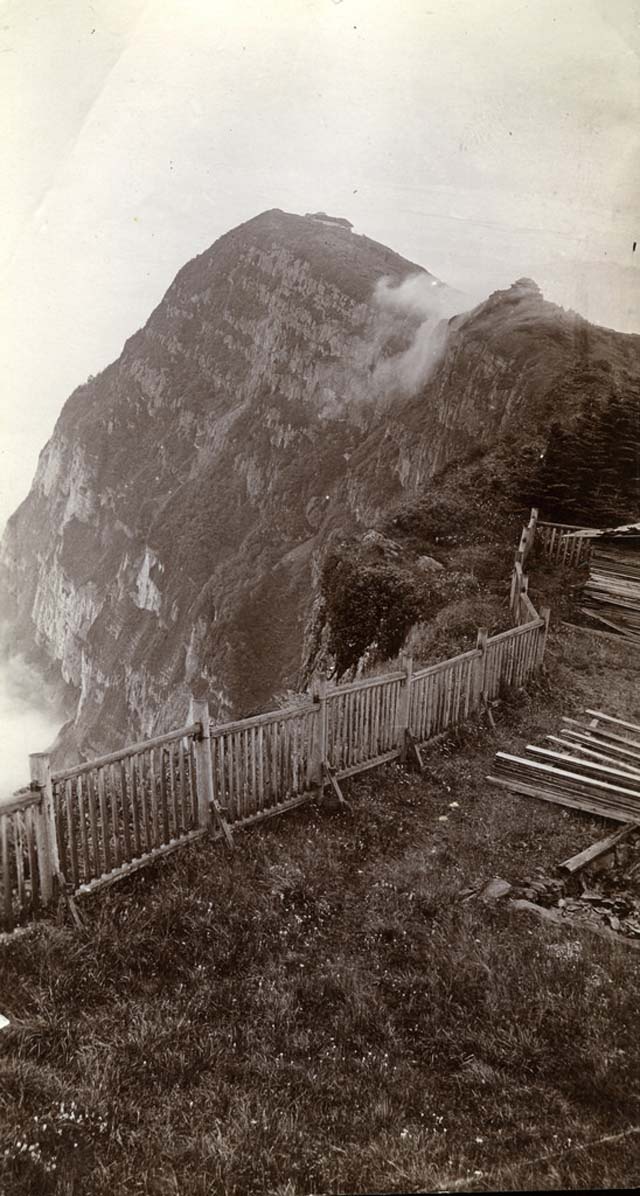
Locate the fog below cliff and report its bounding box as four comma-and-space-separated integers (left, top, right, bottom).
0, 656, 61, 800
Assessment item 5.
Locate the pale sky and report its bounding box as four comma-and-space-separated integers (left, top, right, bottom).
1, 0, 638, 528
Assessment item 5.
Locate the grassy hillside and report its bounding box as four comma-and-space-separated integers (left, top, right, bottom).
2, 609, 640, 1194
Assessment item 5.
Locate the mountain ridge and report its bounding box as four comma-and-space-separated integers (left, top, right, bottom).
1, 209, 638, 764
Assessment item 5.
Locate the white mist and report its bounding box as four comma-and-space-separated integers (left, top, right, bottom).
0, 656, 62, 802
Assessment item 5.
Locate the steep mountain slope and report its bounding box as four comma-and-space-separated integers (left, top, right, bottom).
1, 211, 638, 763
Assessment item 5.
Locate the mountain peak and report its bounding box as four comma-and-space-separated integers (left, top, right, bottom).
2, 213, 638, 765
510, 277, 542, 295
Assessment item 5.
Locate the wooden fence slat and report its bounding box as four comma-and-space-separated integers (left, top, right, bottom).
291, 719, 299, 795
242, 727, 250, 813
236, 731, 243, 819
444, 664, 454, 728
282, 719, 290, 799
260, 727, 268, 808
138, 752, 151, 852
272, 722, 280, 805
65, 779, 79, 888
178, 739, 188, 832
14, 814, 25, 919
276, 722, 284, 803
128, 757, 141, 857
381, 684, 390, 749
250, 726, 256, 812
159, 749, 170, 845
239, 729, 246, 812
226, 735, 234, 818
216, 734, 226, 820
520, 628, 529, 683
86, 772, 99, 878
242, 722, 250, 818
26, 806, 39, 912
373, 684, 380, 754
357, 690, 364, 763
186, 736, 196, 827
330, 695, 339, 771
109, 764, 121, 869
76, 776, 90, 882
421, 675, 429, 740
308, 708, 316, 788
278, 719, 285, 800
1, 815, 13, 932
149, 748, 160, 848
250, 726, 257, 810
97, 767, 111, 875
120, 760, 132, 861
343, 693, 350, 770
55, 782, 67, 879
335, 697, 343, 771
168, 742, 180, 838
528, 624, 537, 678
235, 727, 242, 822
257, 725, 265, 811
342, 691, 349, 765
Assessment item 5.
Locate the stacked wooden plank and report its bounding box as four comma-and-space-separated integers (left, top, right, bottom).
487, 709, 640, 823
581, 544, 640, 643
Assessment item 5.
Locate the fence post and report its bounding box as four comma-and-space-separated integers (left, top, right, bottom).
29, 752, 58, 906
518, 573, 530, 625
475, 628, 488, 708
396, 653, 413, 762
190, 698, 233, 849
509, 561, 522, 615
309, 677, 327, 790
537, 607, 551, 669
525, 507, 539, 562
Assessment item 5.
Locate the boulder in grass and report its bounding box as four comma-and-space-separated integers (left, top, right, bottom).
478, 877, 512, 902
416, 555, 444, 573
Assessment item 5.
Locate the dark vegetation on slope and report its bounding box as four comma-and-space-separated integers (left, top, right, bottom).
311, 440, 539, 679
1, 621, 640, 1195
312, 355, 640, 683
532, 381, 640, 525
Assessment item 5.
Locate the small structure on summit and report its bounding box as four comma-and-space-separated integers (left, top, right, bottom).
305, 212, 353, 230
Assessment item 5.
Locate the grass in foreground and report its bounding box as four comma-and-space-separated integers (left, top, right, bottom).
1, 627, 640, 1195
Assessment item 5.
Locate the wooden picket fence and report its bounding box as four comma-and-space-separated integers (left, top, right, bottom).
537, 520, 593, 567
1, 522, 551, 935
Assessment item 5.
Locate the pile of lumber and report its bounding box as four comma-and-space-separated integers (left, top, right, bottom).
581, 545, 640, 643
487, 709, 640, 823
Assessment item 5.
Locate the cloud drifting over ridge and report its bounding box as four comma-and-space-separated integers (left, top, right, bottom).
370, 272, 472, 397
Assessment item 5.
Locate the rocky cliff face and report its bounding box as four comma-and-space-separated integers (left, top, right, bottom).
1, 211, 638, 763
